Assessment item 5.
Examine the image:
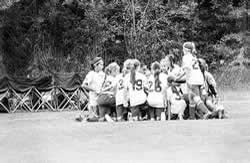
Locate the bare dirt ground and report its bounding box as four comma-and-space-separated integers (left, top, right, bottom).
0, 91, 250, 163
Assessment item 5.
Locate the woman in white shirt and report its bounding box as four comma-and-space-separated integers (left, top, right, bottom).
81, 57, 105, 120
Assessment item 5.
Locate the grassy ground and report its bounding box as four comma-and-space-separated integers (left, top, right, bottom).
0, 91, 250, 163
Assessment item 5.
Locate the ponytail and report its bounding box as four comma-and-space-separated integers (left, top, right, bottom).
151, 61, 161, 90
154, 69, 161, 90
130, 64, 136, 90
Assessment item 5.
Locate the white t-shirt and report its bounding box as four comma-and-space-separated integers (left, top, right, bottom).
147, 73, 168, 108
82, 71, 105, 106
182, 53, 204, 85
115, 74, 126, 106
167, 86, 186, 114
124, 72, 147, 107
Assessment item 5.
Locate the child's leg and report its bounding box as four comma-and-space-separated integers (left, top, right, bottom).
155, 108, 164, 121
116, 105, 124, 121
178, 100, 186, 120
98, 105, 106, 121
188, 85, 196, 120
205, 97, 216, 112
130, 106, 140, 121
88, 105, 99, 118
98, 105, 111, 121
149, 106, 155, 120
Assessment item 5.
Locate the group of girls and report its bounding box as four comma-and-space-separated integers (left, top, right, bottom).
79, 42, 226, 122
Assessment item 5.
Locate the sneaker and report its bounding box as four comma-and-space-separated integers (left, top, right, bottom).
105, 114, 114, 122
87, 116, 99, 122
75, 115, 83, 122
203, 113, 211, 120
98, 117, 105, 122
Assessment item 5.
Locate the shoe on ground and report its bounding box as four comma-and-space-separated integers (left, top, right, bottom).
75, 115, 83, 122
87, 116, 99, 122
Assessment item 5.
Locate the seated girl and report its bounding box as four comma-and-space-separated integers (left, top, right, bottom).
166, 75, 187, 120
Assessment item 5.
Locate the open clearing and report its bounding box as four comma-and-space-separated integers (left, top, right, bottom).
0, 91, 250, 163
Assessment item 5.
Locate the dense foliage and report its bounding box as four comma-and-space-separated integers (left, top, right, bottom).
0, 0, 249, 77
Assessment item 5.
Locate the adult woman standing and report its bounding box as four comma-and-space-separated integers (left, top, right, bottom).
81, 57, 105, 120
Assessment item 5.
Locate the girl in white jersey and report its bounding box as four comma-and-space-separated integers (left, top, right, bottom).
115, 59, 132, 121
124, 59, 147, 121
147, 62, 168, 121
97, 62, 120, 122
167, 75, 187, 120
177, 42, 210, 119
165, 55, 189, 119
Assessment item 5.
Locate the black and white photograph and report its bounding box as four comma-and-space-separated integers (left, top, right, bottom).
0, 0, 249, 162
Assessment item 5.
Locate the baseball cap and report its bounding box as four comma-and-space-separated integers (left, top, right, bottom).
91, 57, 103, 67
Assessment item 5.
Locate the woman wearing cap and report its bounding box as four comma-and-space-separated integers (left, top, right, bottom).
147, 61, 168, 121
175, 42, 210, 119
81, 57, 105, 120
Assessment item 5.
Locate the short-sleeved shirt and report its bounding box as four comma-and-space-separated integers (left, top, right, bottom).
182, 53, 204, 85
82, 71, 105, 106
167, 86, 186, 114
147, 73, 168, 108
124, 72, 147, 107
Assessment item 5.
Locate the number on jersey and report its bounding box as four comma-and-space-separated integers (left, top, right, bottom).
148, 80, 162, 92
118, 79, 124, 90
133, 79, 143, 91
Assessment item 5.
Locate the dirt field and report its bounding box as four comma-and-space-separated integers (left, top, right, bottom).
0, 91, 250, 163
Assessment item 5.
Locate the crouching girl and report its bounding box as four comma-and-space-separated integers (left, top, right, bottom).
167, 75, 187, 120
147, 62, 168, 121
198, 58, 226, 119
97, 62, 120, 122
